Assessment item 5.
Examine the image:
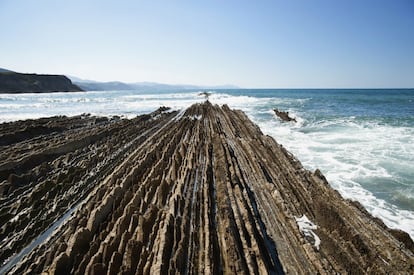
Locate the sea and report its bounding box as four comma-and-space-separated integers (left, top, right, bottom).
1, 89, 413, 238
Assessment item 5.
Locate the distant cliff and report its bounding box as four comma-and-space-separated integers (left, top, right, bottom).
0, 72, 82, 93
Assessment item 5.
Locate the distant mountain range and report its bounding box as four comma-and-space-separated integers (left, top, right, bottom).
68, 76, 239, 91
0, 67, 238, 93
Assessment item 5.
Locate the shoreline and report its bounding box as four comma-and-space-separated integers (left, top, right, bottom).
0, 102, 413, 273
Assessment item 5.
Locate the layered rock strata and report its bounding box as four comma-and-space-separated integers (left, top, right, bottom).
0, 103, 413, 274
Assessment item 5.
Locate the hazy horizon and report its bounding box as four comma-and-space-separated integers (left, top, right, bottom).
1, 0, 413, 88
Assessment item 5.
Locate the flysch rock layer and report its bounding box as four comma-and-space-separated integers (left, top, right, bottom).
0, 102, 413, 274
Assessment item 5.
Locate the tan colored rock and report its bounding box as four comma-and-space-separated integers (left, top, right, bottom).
1, 103, 413, 274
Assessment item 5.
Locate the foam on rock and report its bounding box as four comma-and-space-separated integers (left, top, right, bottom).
295, 215, 321, 250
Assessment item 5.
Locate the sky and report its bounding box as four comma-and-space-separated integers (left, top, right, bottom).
0, 0, 413, 88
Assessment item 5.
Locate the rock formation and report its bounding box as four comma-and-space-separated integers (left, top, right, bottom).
0, 72, 82, 93
273, 109, 297, 122
0, 103, 413, 274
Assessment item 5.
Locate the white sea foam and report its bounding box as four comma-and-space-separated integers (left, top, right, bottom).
208, 91, 414, 238
248, 107, 414, 239
295, 215, 320, 250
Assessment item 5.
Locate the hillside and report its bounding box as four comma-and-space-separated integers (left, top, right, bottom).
0, 72, 82, 93
0, 68, 14, 73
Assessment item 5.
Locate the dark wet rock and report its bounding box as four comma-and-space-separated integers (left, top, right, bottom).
1, 103, 413, 274
157, 106, 171, 112
274, 108, 297, 122
388, 228, 414, 252
198, 91, 212, 99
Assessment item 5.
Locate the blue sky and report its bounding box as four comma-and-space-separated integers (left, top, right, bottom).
1, 0, 413, 88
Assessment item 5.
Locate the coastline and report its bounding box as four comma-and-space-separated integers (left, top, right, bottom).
0, 102, 413, 274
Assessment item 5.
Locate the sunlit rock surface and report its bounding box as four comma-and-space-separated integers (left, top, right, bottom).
0, 102, 413, 274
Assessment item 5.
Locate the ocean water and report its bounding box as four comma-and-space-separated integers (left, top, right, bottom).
1, 89, 413, 238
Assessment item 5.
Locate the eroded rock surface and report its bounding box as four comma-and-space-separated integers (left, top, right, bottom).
1, 103, 413, 274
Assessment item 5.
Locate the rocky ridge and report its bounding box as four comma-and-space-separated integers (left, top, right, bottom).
0, 102, 413, 274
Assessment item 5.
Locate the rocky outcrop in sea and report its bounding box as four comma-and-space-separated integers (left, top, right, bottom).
0, 103, 412, 274
273, 109, 297, 122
